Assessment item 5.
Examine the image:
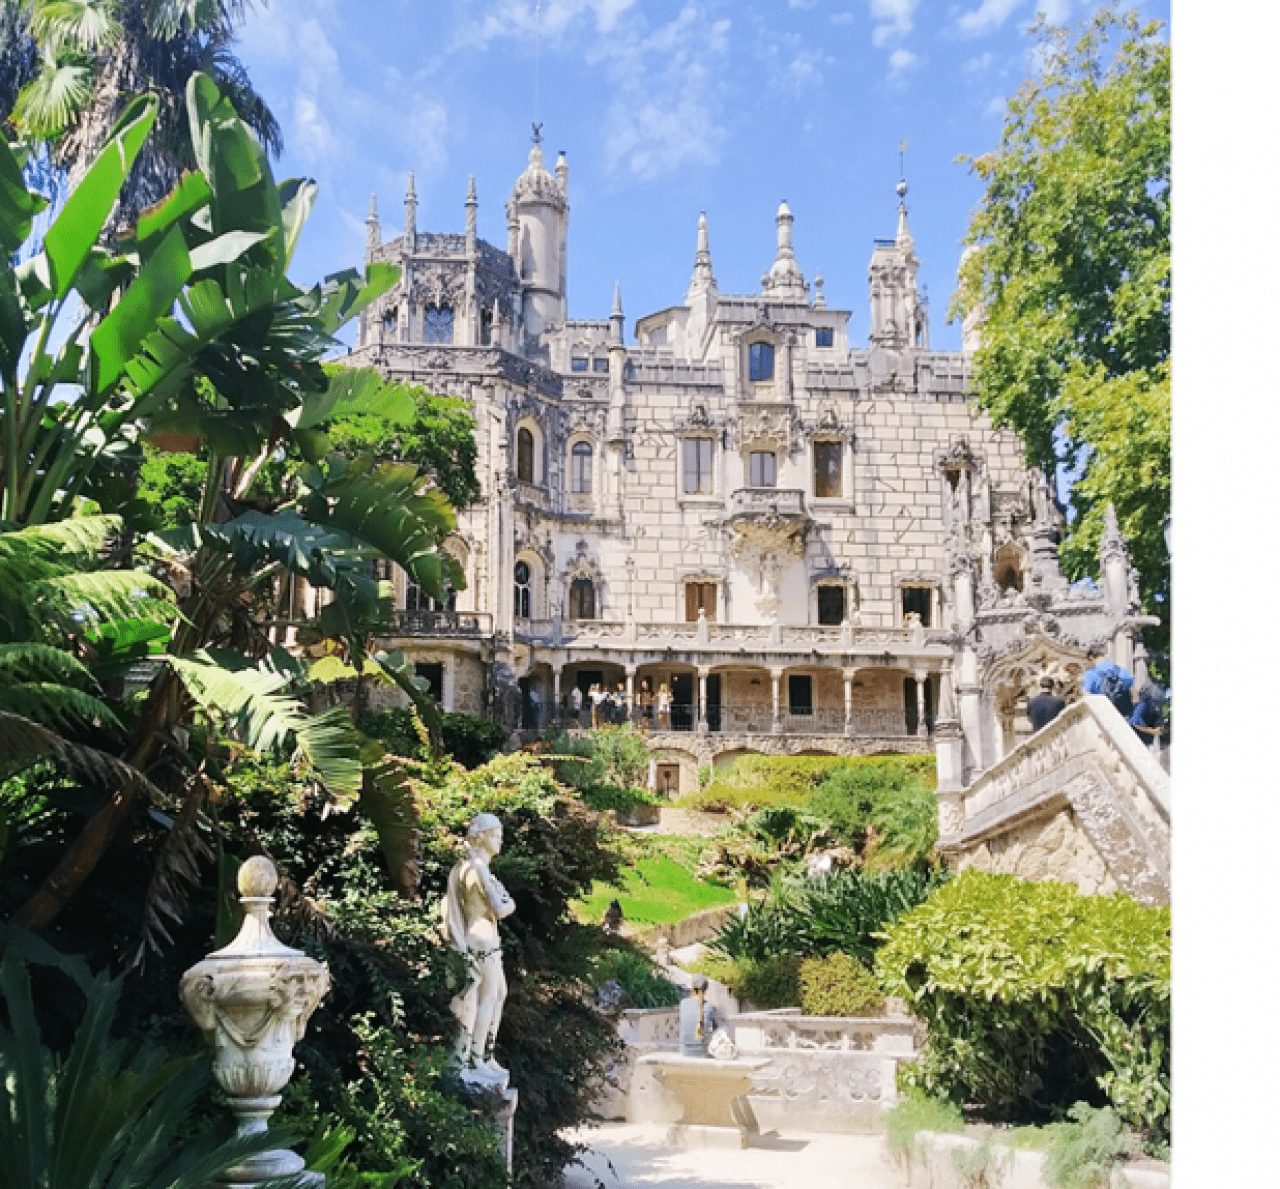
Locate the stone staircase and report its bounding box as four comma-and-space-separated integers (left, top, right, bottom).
936, 695, 1170, 905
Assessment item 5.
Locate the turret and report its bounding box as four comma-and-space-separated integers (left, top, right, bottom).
869, 178, 928, 349
505, 129, 569, 340
607, 283, 627, 442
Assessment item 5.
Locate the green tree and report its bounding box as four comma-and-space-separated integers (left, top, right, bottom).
5, 0, 281, 227
953, 7, 1170, 658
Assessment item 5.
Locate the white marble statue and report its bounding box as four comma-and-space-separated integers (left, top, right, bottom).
443, 813, 516, 1087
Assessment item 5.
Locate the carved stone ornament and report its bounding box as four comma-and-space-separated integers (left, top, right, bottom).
729, 517, 810, 617
731, 401, 801, 454
180, 857, 330, 1186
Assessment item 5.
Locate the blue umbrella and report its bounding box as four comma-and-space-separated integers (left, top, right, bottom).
1082, 661, 1134, 695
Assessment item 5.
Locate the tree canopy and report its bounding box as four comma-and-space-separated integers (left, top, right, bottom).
954, 6, 1170, 660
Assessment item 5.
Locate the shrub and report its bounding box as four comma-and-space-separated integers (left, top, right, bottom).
798, 952, 886, 1017
884, 1089, 964, 1177
808, 760, 938, 868
361, 707, 508, 769
876, 871, 1170, 1144
1041, 1103, 1138, 1189
732, 954, 803, 1009
592, 946, 682, 1009
711, 866, 947, 965
578, 784, 662, 815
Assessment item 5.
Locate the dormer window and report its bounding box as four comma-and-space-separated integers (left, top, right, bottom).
571, 357, 588, 372
815, 327, 834, 347
593, 357, 608, 372
748, 342, 775, 381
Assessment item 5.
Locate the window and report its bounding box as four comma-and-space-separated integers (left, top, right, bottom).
516, 427, 534, 482
571, 441, 593, 494
815, 327, 834, 347
788, 675, 813, 715
593, 357, 608, 372
749, 451, 777, 488
684, 582, 717, 622
683, 438, 714, 495
405, 579, 423, 612
748, 342, 775, 381
514, 561, 531, 618
817, 586, 846, 625
381, 307, 397, 336
571, 357, 588, 372
902, 586, 932, 628
569, 577, 596, 619
415, 662, 443, 703
422, 305, 453, 344
814, 441, 842, 498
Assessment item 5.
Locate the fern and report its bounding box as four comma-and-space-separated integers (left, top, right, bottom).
0, 711, 157, 795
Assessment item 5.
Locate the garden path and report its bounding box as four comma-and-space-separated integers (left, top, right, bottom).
562, 1123, 904, 1189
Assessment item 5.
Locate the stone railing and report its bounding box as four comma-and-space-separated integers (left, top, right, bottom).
516, 619, 920, 651
732, 1009, 917, 1057
616, 1007, 681, 1048
941, 695, 1171, 905
389, 609, 493, 636
730, 487, 808, 518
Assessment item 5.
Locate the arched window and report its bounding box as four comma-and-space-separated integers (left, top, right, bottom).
569, 577, 596, 619
571, 441, 593, 493
381, 307, 397, 336
422, 305, 454, 344
514, 560, 531, 618
994, 544, 1024, 593
517, 428, 535, 482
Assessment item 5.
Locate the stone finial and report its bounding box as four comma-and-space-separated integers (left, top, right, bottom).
555, 150, 568, 191
895, 178, 915, 252
813, 271, 826, 309
686, 211, 718, 300
610, 282, 625, 345
762, 199, 807, 300
404, 171, 417, 241
366, 192, 380, 253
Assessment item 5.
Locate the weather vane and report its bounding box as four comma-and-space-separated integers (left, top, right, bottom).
898, 137, 909, 181
533, 1, 543, 141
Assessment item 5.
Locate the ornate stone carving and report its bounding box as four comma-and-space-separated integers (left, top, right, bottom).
180, 857, 330, 1187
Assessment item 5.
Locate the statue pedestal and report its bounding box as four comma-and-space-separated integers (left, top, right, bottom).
456, 1077, 518, 1173
634, 1053, 769, 1149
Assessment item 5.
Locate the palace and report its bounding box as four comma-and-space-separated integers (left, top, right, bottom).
339, 137, 1155, 797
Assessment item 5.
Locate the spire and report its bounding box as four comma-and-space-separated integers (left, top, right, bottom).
762, 199, 807, 301
366, 192, 380, 253
404, 171, 417, 241
686, 211, 717, 301
610, 282, 624, 345
465, 174, 477, 242
555, 150, 568, 196
895, 177, 913, 249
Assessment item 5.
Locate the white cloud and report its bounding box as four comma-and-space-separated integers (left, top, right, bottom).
956, 0, 1024, 38
830, 10, 855, 24
786, 49, 827, 93
963, 52, 995, 77
985, 94, 1008, 118
452, 0, 637, 51
888, 47, 919, 80
1036, 0, 1072, 22
593, 8, 732, 182
788, 0, 816, 7
869, 0, 918, 47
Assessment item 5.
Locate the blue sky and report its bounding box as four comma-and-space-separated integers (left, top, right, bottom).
235, 0, 1170, 352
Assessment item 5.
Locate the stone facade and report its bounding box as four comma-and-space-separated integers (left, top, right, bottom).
342, 135, 1154, 794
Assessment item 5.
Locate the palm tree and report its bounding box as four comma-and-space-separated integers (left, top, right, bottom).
7, 0, 282, 230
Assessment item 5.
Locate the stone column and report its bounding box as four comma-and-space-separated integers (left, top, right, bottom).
771, 667, 784, 734
551, 665, 562, 725
933, 666, 965, 796
625, 665, 636, 721
696, 666, 709, 735
914, 670, 929, 738
843, 668, 856, 737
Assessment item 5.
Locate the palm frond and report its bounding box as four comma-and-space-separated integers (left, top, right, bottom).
0, 710, 158, 793
12, 49, 94, 138
0, 679, 122, 734
0, 640, 97, 685
30, 0, 122, 54
132, 769, 215, 966
167, 651, 363, 803
359, 754, 421, 899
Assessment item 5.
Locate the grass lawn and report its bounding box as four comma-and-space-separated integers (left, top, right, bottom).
574, 844, 738, 927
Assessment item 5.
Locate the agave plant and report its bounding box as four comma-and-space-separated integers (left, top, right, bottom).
0, 937, 286, 1189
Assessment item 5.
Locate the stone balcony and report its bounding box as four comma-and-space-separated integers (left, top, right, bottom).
387, 609, 493, 637
729, 487, 808, 520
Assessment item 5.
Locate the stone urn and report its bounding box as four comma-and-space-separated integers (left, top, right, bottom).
181, 856, 330, 1186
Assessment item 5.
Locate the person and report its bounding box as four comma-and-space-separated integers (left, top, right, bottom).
589, 682, 607, 728
526, 684, 542, 729
569, 683, 584, 725
612, 682, 627, 725
442, 813, 516, 1086
656, 682, 671, 729
1083, 656, 1134, 720
1026, 675, 1066, 732
637, 679, 653, 729
1129, 684, 1166, 751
